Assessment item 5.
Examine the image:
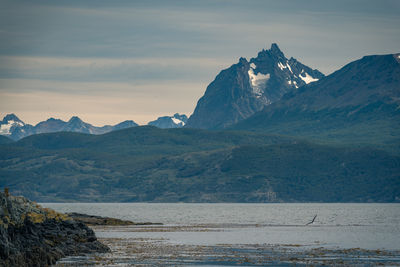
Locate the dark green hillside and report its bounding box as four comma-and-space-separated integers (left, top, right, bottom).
233, 101, 400, 152
220, 144, 399, 202
0, 127, 398, 202
0, 135, 12, 144
12, 126, 292, 155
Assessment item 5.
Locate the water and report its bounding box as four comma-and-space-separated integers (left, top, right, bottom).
43, 203, 399, 249
42, 203, 400, 266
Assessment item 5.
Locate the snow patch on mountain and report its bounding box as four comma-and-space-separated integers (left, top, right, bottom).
0, 120, 24, 135
248, 66, 270, 98
171, 117, 185, 126
286, 63, 293, 73
148, 113, 188, 128
277, 62, 285, 70
0, 121, 14, 134
299, 72, 319, 84
277, 61, 293, 73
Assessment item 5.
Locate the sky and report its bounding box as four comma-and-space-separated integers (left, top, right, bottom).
0, 0, 399, 126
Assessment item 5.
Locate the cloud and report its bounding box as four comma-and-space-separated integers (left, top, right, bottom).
1, 0, 399, 73
0, 56, 232, 82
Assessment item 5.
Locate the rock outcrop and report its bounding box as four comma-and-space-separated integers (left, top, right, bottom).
0, 190, 109, 267
67, 212, 162, 226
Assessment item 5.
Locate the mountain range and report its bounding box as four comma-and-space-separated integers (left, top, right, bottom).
186, 43, 324, 129
0, 44, 399, 202
0, 114, 138, 140
0, 113, 189, 140
232, 53, 400, 151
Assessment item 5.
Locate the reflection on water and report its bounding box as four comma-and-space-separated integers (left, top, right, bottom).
43, 203, 400, 266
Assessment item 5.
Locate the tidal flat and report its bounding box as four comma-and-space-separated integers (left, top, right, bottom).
55, 224, 400, 266
45, 203, 400, 266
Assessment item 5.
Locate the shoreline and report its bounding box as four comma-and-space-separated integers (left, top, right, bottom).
56, 224, 400, 266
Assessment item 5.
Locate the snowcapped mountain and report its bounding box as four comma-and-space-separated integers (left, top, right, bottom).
0, 114, 34, 140
148, 113, 188, 128
0, 114, 25, 135
0, 114, 138, 140
185, 43, 324, 129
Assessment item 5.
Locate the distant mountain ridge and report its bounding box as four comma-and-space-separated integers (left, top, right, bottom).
185, 43, 324, 129
232, 53, 400, 150
0, 114, 138, 140
148, 113, 188, 128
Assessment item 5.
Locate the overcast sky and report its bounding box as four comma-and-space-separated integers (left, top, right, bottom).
0, 0, 399, 125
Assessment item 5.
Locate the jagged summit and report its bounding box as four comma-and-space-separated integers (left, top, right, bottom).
269, 43, 285, 58
1, 113, 24, 124
238, 57, 248, 64
254, 44, 285, 62
68, 116, 83, 123
46, 118, 62, 122
185, 44, 324, 129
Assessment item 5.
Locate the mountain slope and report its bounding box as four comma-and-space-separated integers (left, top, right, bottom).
148, 113, 188, 128
0, 135, 12, 144
0, 127, 398, 202
111, 120, 138, 131
186, 44, 324, 129
233, 54, 400, 151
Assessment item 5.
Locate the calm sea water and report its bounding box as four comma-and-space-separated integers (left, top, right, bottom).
42, 203, 400, 250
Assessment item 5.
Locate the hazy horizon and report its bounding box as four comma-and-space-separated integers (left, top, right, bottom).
1, 0, 399, 126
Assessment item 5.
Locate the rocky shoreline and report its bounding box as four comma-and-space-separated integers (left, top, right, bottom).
67, 212, 162, 226
0, 191, 110, 267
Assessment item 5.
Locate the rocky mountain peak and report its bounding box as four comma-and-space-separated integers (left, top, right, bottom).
254, 43, 285, 62
0, 114, 26, 136
186, 44, 324, 129
2, 113, 23, 124
68, 116, 83, 123
46, 118, 61, 122
238, 57, 248, 64
269, 43, 285, 58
